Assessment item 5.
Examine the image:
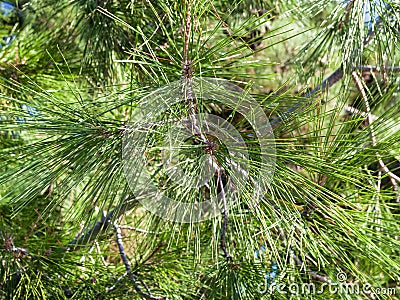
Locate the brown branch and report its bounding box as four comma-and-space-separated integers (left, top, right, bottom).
181, 1, 207, 144
1, 196, 166, 299
65, 196, 138, 251
183, 0, 191, 66
269, 63, 400, 127
181, 0, 232, 263
358, 65, 400, 72
217, 169, 231, 261
114, 224, 164, 300
119, 225, 161, 235
269, 15, 391, 127
106, 272, 129, 293
269, 66, 344, 126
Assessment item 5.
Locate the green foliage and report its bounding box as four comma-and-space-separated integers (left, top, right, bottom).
1, 0, 400, 299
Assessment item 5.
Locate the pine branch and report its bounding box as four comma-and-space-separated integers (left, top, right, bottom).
180, 2, 232, 261
269, 63, 400, 127
113, 224, 166, 300
3, 234, 29, 257
344, 105, 378, 121
106, 272, 129, 293
1, 196, 167, 299
218, 169, 231, 261
141, 242, 165, 266
352, 71, 400, 191
358, 65, 400, 72
181, 1, 206, 143
65, 196, 138, 251
119, 225, 161, 235
183, 0, 191, 66
269, 66, 344, 126
277, 228, 331, 283
270, 18, 390, 127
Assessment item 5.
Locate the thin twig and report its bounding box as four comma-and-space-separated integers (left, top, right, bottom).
358, 65, 400, 72
94, 240, 108, 267
119, 225, 161, 234
269, 19, 383, 127
181, 1, 208, 144
114, 224, 163, 300
344, 105, 378, 121
106, 271, 129, 293
269, 63, 400, 127
183, 0, 191, 66
352, 72, 400, 191
269, 66, 344, 126
182, 3, 232, 259
217, 168, 231, 261
65, 196, 138, 251
114, 224, 136, 281
305, 67, 344, 99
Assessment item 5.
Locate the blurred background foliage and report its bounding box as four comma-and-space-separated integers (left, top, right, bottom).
0, 0, 400, 299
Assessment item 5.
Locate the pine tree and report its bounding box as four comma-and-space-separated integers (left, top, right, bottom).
1, 0, 400, 299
